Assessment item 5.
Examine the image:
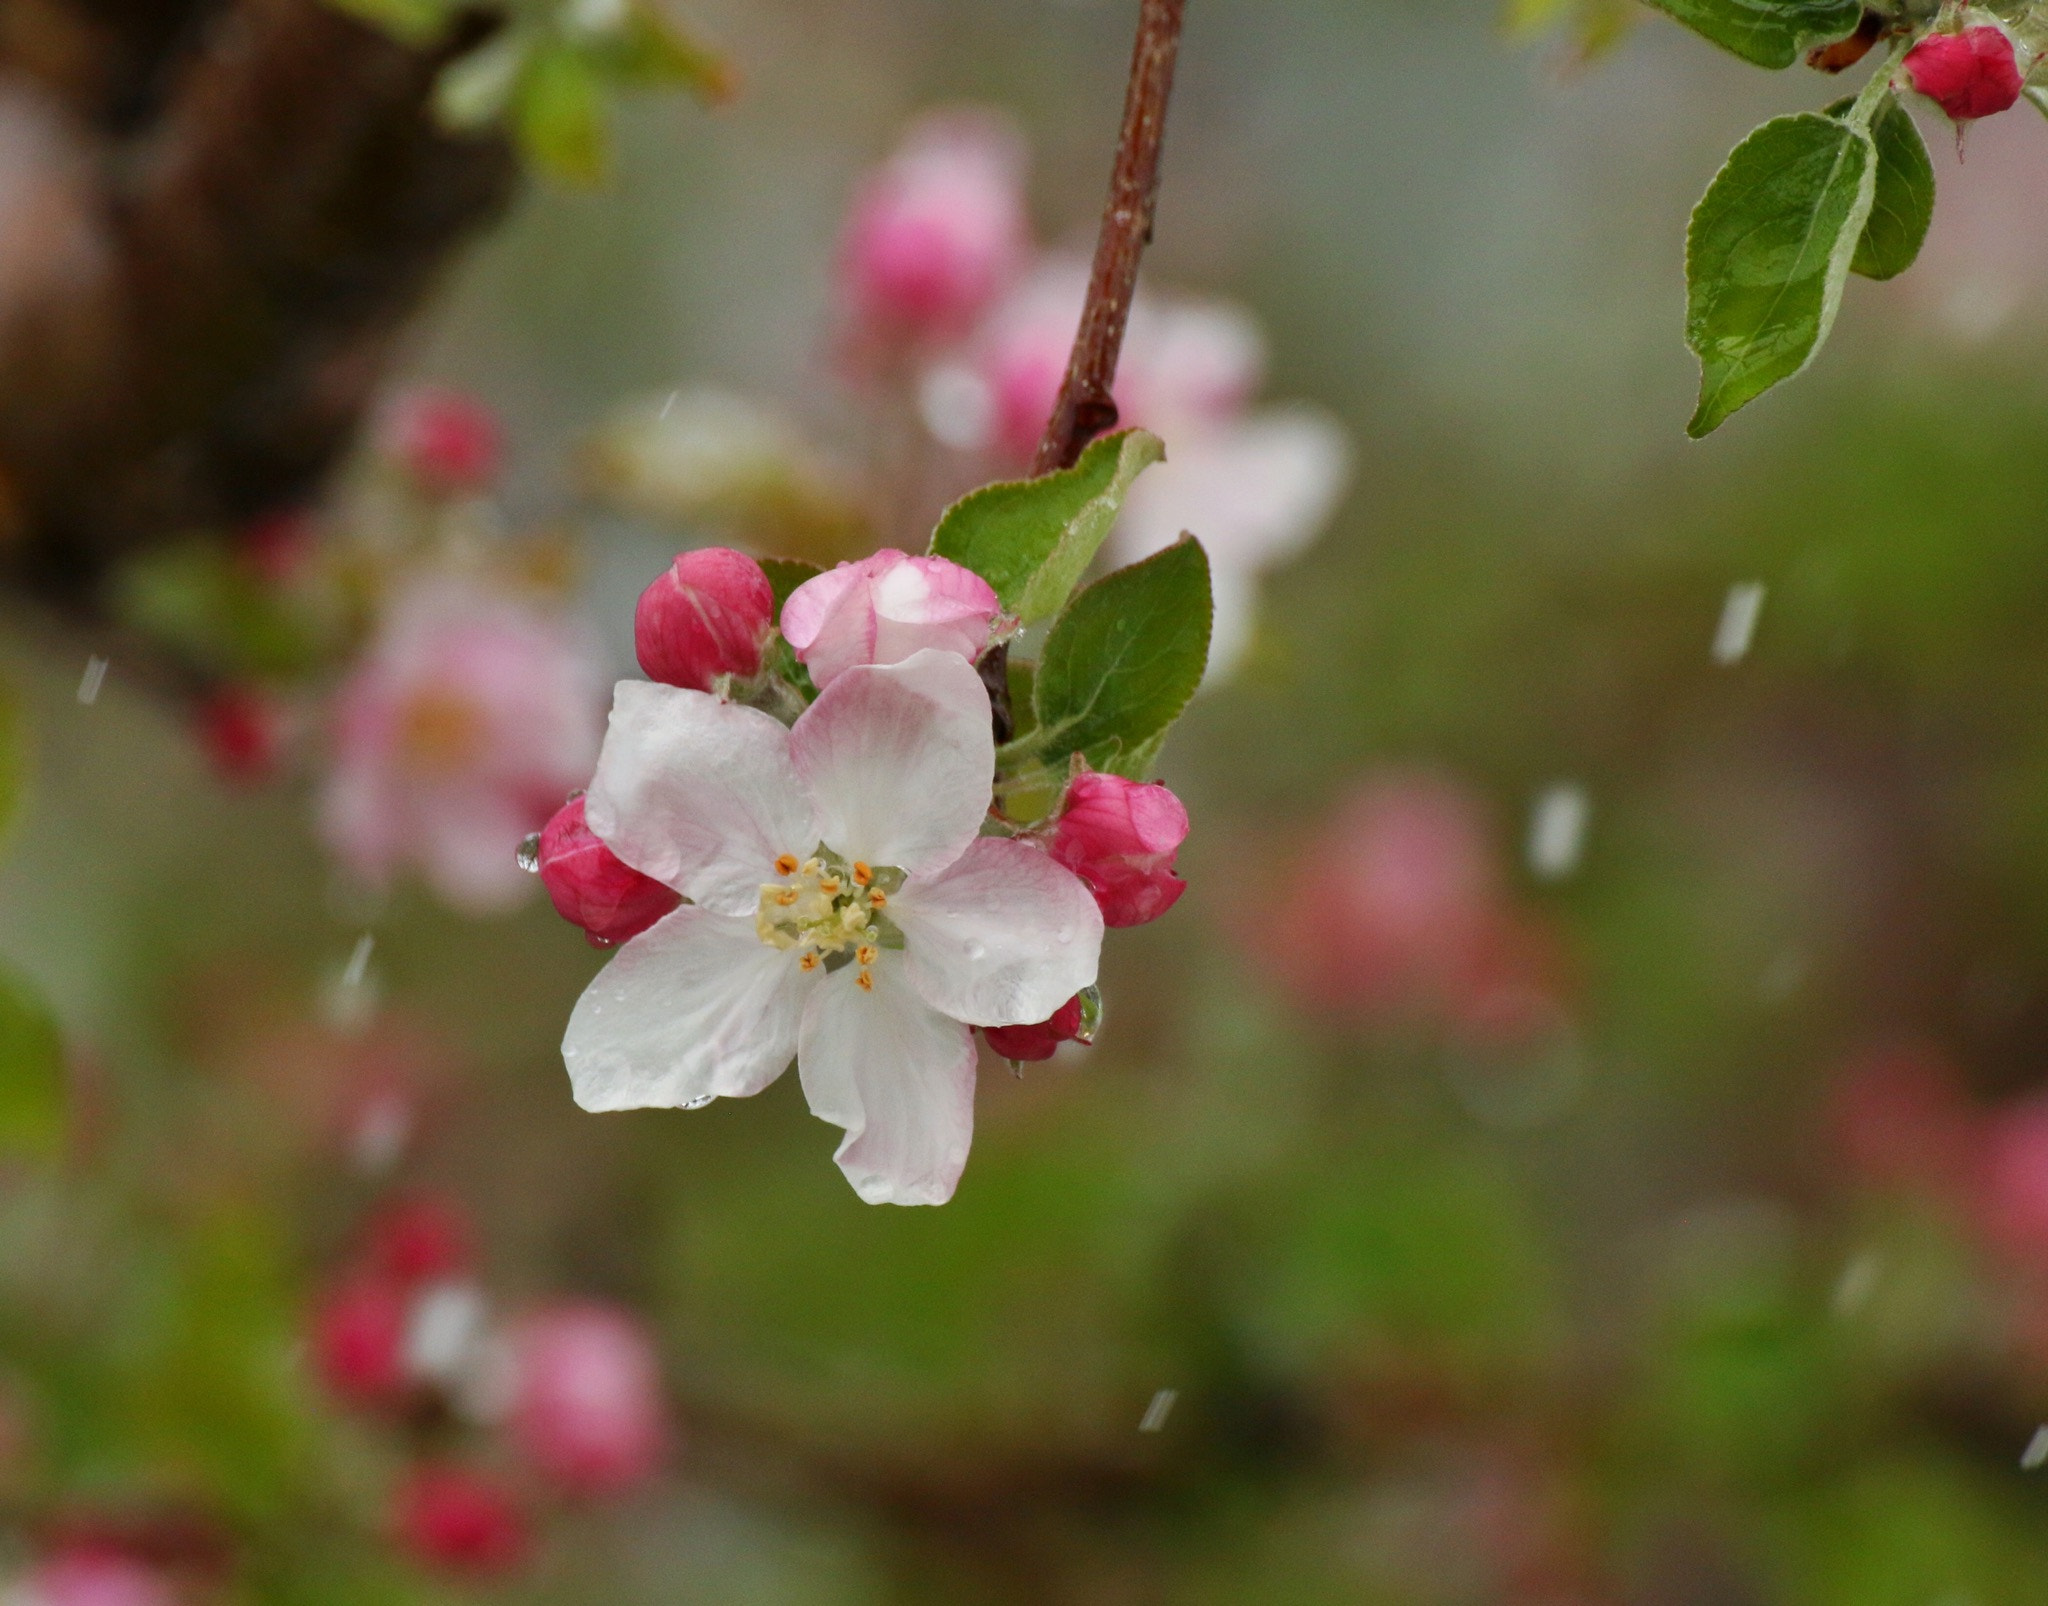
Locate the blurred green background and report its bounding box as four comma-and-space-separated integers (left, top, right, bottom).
12, 0, 2048, 1599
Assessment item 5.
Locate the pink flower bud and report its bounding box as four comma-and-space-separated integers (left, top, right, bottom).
981, 994, 1087, 1062
1979, 1096, 2048, 1259
381, 388, 502, 493
838, 111, 1027, 344
1047, 773, 1189, 928
369, 1193, 472, 1288
196, 686, 282, 786
1903, 26, 2023, 122
538, 795, 681, 946
779, 550, 1000, 688
17, 1553, 176, 1606
311, 1274, 408, 1406
507, 1304, 669, 1496
394, 1466, 529, 1578
634, 547, 775, 690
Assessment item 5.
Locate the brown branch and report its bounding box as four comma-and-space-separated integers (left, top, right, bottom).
1032, 0, 1185, 477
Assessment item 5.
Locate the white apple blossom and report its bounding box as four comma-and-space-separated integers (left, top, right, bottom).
561, 649, 1102, 1205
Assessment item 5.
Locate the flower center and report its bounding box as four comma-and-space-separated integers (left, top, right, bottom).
756, 851, 905, 989
397, 688, 487, 775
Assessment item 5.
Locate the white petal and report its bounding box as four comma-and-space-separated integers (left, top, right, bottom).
585, 680, 816, 916
562, 906, 810, 1111
788, 649, 992, 875
796, 959, 978, 1206
893, 837, 1103, 1027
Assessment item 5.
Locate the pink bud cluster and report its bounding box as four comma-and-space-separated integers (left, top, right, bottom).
307, 1191, 672, 1581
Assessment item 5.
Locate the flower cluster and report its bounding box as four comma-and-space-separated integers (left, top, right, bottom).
307, 1190, 670, 1580
838, 113, 1351, 681
536, 540, 1195, 1204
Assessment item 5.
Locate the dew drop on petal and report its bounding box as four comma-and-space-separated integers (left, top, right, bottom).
516, 832, 542, 874
682, 1094, 715, 1110
964, 940, 986, 960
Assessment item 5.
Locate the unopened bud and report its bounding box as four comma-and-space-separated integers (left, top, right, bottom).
634, 547, 775, 691
1902, 25, 2023, 122
981, 993, 1089, 1062
1047, 772, 1189, 928
538, 796, 681, 946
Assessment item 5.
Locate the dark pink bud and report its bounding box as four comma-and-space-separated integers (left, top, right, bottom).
1903, 26, 2023, 122
538, 796, 681, 946
981, 994, 1087, 1062
634, 548, 775, 690
508, 1304, 670, 1496
196, 686, 282, 786
368, 1193, 472, 1288
1047, 773, 1189, 928
382, 388, 502, 493
310, 1274, 407, 1405
394, 1466, 529, 1578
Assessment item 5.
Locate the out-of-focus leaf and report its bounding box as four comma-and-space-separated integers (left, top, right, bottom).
0, 674, 21, 842
112, 543, 321, 679
323, 0, 460, 46
930, 429, 1164, 623
610, 0, 735, 99
434, 30, 531, 130
1023, 537, 1211, 773
1642, 0, 1862, 68
1686, 113, 1876, 437
516, 45, 612, 185
0, 964, 63, 1156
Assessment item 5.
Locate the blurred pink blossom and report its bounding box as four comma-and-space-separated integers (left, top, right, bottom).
1829, 1038, 1979, 1194
1978, 1095, 2048, 1260
319, 580, 603, 914
379, 388, 502, 494
1047, 772, 1189, 928
837, 110, 1028, 350
15, 1554, 176, 1606
780, 549, 1000, 688
311, 1273, 409, 1407
393, 1466, 529, 1578
507, 1304, 669, 1496
634, 547, 775, 691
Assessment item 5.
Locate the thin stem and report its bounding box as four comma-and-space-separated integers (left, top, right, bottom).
1032, 0, 1187, 476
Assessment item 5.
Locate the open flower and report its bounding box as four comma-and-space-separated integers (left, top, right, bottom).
320, 580, 603, 914
507, 1303, 669, 1495
779, 549, 1000, 690
562, 650, 1102, 1204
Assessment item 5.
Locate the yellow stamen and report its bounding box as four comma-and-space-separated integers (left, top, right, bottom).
775, 853, 799, 876
799, 951, 820, 972
819, 876, 842, 896
855, 970, 874, 992
867, 889, 887, 909
776, 887, 799, 907
852, 862, 873, 886
801, 858, 821, 876
856, 944, 878, 966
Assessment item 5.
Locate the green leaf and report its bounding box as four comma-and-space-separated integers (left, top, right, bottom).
1641, 0, 1861, 68
0, 964, 63, 1156
1842, 93, 1934, 281
325, 0, 460, 46
610, 0, 734, 98
111, 543, 320, 678
930, 429, 1165, 624
759, 557, 823, 617
1024, 537, 1211, 773
1686, 112, 1877, 438
515, 45, 612, 185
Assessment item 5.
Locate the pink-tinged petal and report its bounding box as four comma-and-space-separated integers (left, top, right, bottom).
584, 681, 815, 915
1112, 407, 1350, 681
508, 1304, 668, 1496
414, 787, 544, 915
796, 959, 978, 1206
894, 837, 1103, 1026
561, 907, 810, 1111
1121, 297, 1266, 430
789, 649, 993, 875
780, 550, 998, 688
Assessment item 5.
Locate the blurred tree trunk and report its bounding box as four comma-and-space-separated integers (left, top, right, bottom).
0, 0, 515, 613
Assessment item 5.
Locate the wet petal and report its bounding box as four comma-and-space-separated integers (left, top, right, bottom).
562, 907, 810, 1110
585, 680, 816, 916
789, 649, 992, 875
796, 959, 978, 1206
894, 837, 1103, 1026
